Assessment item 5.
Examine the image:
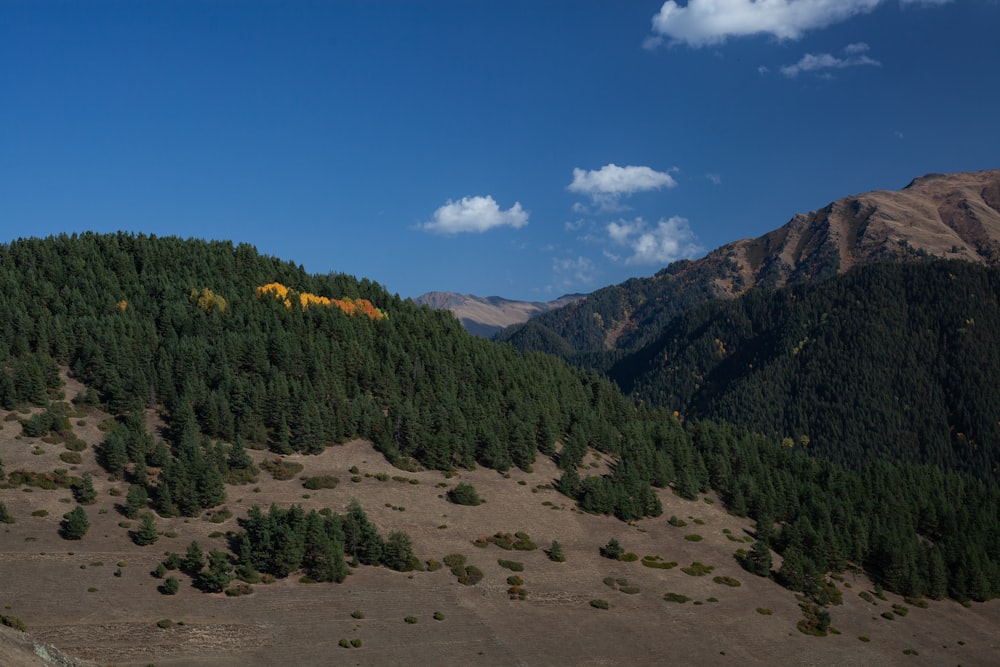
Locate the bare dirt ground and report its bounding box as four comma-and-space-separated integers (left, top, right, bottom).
1, 375, 998, 666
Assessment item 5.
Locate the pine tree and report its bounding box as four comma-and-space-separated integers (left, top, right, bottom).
0, 500, 14, 524
160, 576, 179, 595
133, 512, 159, 546
548, 540, 565, 562
745, 539, 773, 576
382, 531, 416, 572
60, 506, 90, 540
123, 484, 148, 519
73, 473, 97, 505
600, 538, 623, 560
182, 541, 205, 576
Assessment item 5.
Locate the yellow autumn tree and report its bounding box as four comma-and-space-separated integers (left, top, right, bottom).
189, 288, 227, 314
255, 282, 387, 319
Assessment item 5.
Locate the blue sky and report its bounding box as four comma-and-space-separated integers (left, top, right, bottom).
2, 1, 998, 301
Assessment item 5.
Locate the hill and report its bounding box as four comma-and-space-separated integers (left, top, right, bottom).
2, 411, 998, 666
412, 292, 585, 337
0, 232, 998, 663
499, 169, 1000, 356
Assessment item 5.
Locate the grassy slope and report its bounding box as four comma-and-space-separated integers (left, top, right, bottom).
1, 375, 998, 666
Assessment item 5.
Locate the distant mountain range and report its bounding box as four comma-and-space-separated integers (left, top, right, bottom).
497, 169, 1000, 356
411, 291, 585, 337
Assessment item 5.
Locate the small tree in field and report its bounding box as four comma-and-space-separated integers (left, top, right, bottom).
160, 576, 179, 595
133, 512, 159, 546
73, 473, 97, 505
60, 506, 90, 540
548, 540, 565, 562
600, 538, 623, 560
447, 483, 481, 506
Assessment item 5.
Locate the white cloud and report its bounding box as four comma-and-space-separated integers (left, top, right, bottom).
781, 42, 881, 78
606, 216, 701, 266
420, 195, 528, 234
706, 173, 722, 185
551, 256, 598, 291
568, 163, 676, 213
648, 0, 951, 48
569, 163, 676, 198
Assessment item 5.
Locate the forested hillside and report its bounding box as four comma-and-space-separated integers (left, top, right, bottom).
610, 260, 1000, 481
0, 232, 998, 604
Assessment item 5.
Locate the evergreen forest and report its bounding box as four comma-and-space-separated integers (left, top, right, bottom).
0, 233, 997, 604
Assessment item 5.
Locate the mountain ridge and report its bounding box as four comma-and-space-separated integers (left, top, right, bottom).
412, 291, 585, 337
499, 169, 1000, 356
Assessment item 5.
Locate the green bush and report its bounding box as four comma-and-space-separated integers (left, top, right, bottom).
260, 458, 303, 481
797, 603, 831, 636
351, 638, 362, 648
0, 615, 26, 632
443, 554, 466, 572
498, 559, 524, 572
641, 556, 677, 570
59, 451, 82, 464
620, 552, 639, 562
620, 586, 640, 594
756, 607, 773, 615
458, 565, 483, 586
159, 576, 179, 595
156, 619, 173, 629
225, 583, 254, 597
433, 611, 445, 621
681, 562, 714, 576
668, 515, 687, 527
684, 534, 703, 542
589, 599, 609, 610
600, 538, 624, 560
507, 575, 523, 586
447, 483, 481, 506
404, 616, 418, 624
351, 610, 365, 619
663, 593, 690, 604
302, 475, 339, 490
339, 639, 351, 649
713, 576, 742, 587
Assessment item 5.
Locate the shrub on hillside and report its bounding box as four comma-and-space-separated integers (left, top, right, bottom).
447, 483, 481, 506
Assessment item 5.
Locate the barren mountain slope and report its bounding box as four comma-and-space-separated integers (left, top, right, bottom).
718, 169, 1000, 294
413, 292, 585, 337
501, 169, 1000, 354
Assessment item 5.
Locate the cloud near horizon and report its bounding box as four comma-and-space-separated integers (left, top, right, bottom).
606, 216, 701, 266
420, 195, 529, 234
551, 255, 598, 292
781, 42, 881, 78
647, 0, 953, 48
